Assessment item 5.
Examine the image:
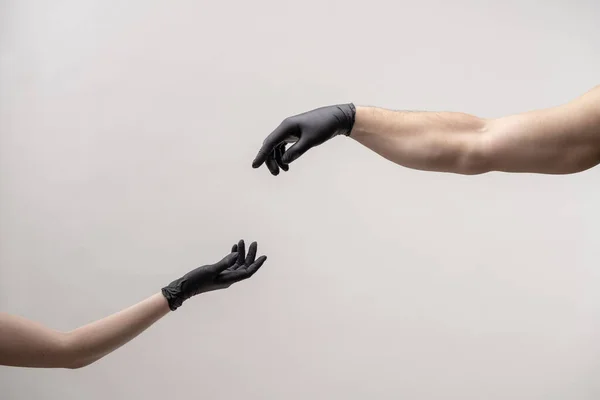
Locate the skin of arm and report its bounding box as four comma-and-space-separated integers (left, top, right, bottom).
0, 293, 170, 369
350, 86, 600, 175
0, 239, 267, 369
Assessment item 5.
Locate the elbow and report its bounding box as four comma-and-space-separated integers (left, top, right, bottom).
455, 157, 491, 175
434, 118, 494, 175
452, 142, 600, 175
64, 358, 96, 369
66, 362, 92, 370
65, 362, 86, 370
59, 333, 99, 369
453, 142, 493, 175
419, 140, 492, 175
64, 354, 103, 369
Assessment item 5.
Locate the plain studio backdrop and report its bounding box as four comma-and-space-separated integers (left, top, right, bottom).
1, 0, 599, 399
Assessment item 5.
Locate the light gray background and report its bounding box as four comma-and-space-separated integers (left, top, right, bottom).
1, 1, 599, 399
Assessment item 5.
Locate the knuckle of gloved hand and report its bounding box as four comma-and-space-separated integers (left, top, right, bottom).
283, 116, 302, 131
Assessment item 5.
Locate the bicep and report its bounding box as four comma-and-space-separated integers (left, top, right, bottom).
0, 312, 69, 368
482, 87, 600, 174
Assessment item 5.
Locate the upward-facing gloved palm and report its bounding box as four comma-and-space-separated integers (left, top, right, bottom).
161, 240, 267, 311
252, 103, 356, 175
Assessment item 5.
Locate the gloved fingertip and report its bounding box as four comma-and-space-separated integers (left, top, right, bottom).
252, 153, 266, 168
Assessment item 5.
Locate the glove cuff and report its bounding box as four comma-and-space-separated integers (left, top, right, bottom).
161, 283, 185, 311
339, 103, 356, 136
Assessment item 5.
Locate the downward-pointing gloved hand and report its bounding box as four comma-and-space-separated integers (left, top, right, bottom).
161, 240, 267, 311
252, 103, 356, 175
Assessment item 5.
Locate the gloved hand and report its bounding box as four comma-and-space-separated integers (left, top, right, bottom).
252, 103, 356, 175
161, 240, 267, 311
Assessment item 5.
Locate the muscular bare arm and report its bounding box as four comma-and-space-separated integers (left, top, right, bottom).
252, 86, 600, 175
352, 86, 600, 174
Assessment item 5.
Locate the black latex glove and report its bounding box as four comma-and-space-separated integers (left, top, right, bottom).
161, 240, 267, 311
252, 103, 356, 175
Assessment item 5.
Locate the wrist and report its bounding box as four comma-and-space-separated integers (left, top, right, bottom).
161, 284, 184, 311
153, 292, 172, 313
349, 106, 373, 139
338, 103, 356, 136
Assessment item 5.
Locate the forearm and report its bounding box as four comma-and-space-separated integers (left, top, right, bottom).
351, 107, 488, 174
350, 87, 600, 174
0, 293, 170, 368
63, 293, 170, 368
